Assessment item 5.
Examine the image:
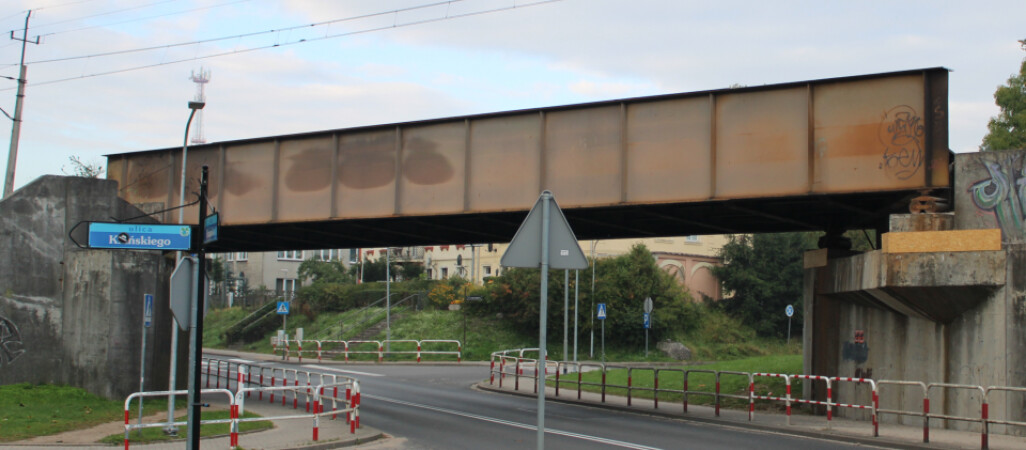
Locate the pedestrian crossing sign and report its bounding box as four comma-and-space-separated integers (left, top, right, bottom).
597, 303, 607, 320
277, 301, 290, 315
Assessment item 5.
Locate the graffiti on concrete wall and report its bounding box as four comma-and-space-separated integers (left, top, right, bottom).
0, 315, 25, 367
878, 105, 925, 181
969, 155, 1026, 241
842, 329, 868, 363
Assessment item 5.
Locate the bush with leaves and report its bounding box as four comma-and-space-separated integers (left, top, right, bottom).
470, 244, 700, 347
427, 276, 471, 309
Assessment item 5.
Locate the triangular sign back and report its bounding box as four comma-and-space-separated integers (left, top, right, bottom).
501, 191, 588, 270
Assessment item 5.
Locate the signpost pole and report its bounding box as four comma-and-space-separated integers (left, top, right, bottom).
785, 304, 794, 347
643, 297, 653, 358
536, 193, 551, 450
137, 293, 152, 436
563, 269, 568, 363
573, 270, 578, 363
590, 242, 596, 359
186, 166, 209, 450
498, 190, 587, 450
597, 303, 607, 365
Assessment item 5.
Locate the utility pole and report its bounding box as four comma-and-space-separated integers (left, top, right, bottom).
2, 11, 39, 199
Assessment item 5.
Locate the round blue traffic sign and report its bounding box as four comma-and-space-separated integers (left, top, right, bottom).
785, 304, 794, 317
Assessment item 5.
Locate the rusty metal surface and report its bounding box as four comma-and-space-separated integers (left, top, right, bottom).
105, 68, 951, 250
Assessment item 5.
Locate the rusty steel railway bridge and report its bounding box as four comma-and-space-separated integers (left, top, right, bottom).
105, 68, 952, 252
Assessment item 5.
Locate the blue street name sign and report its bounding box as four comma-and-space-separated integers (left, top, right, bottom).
277, 301, 290, 315
643, 312, 650, 329
203, 213, 219, 244
144, 294, 154, 327
597, 303, 607, 320
88, 222, 192, 250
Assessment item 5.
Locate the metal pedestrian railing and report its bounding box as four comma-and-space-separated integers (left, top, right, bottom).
273, 337, 461, 363
488, 350, 1026, 449
124, 358, 362, 449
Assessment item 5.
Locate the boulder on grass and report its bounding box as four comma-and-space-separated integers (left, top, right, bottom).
657, 340, 692, 361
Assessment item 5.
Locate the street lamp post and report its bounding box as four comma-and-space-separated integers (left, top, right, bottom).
166, 100, 204, 435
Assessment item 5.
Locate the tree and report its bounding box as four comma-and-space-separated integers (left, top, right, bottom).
712, 233, 808, 338
62, 156, 105, 178
981, 39, 1026, 151
474, 244, 700, 347
355, 257, 393, 282
296, 258, 354, 312
298, 258, 352, 285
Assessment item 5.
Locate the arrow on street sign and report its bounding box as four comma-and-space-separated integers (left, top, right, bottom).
501, 191, 588, 270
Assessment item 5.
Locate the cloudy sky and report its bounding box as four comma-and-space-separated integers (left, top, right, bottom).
1, 0, 1023, 191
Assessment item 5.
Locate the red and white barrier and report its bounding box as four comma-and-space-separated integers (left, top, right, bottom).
122, 389, 234, 450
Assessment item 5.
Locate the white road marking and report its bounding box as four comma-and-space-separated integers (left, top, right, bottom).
366, 394, 662, 450
302, 364, 385, 377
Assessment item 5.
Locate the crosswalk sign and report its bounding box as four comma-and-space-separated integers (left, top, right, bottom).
597, 303, 607, 320
277, 301, 290, 315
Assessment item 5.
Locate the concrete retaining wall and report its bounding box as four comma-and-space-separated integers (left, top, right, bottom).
0, 176, 176, 399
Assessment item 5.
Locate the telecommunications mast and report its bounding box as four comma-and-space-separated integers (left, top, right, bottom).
189, 67, 211, 144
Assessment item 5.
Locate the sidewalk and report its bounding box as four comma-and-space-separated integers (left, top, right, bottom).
478, 376, 1026, 450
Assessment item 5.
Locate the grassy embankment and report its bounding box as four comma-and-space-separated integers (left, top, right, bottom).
212, 306, 807, 425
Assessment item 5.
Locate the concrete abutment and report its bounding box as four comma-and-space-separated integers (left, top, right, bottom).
804, 150, 1026, 435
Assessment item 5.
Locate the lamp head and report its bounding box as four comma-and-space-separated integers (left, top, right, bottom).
188, 101, 206, 110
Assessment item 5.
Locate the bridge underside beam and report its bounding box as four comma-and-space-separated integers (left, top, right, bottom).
204, 190, 920, 252
105, 68, 950, 251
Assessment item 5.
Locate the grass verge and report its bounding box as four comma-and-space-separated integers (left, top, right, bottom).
0, 384, 187, 442
99, 410, 272, 445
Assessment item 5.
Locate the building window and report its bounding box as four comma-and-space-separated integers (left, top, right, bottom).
427, 269, 433, 279
276, 278, 296, 294
685, 235, 700, 243
224, 253, 234, 262
441, 267, 448, 279
319, 249, 339, 261
278, 250, 303, 261
235, 252, 248, 261
483, 265, 492, 276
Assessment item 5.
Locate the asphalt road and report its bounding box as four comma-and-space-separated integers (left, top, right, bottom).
231, 360, 887, 450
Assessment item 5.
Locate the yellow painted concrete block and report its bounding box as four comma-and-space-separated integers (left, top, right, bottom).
804, 248, 829, 268
881, 229, 1002, 253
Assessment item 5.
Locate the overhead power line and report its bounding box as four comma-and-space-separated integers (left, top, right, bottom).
13, 0, 178, 33
27, 0, 463, 65
31, 0, 254, 38
0, 0, 563, 91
